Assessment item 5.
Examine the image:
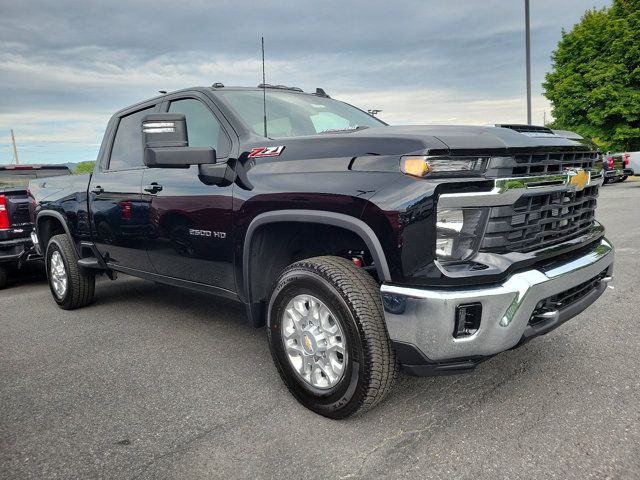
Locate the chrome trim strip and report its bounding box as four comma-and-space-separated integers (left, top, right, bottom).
543, 237, 613, 278
439, 169, 602, 208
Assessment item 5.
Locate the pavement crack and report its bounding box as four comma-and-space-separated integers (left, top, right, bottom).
339, 428, 406, 479
340, 364, 531, 479
129, 423, 224, 480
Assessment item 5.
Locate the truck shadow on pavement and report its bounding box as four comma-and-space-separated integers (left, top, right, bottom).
90, 275, 562, 421
2, 262, 47, 290
91, 274, 248, 326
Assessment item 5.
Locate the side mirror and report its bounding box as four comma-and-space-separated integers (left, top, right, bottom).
142, 113, 216, 168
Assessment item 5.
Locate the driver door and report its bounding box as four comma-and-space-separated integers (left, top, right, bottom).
142, 95, 236, 292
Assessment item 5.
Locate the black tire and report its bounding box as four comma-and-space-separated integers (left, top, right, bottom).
267, 256, 398, 418
620, 175, 628, 182
46, 234, 95, 309
0, 265, 7, 290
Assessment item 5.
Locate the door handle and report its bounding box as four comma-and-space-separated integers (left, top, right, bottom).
91, 186, 104, 194
144, 183, 163, 194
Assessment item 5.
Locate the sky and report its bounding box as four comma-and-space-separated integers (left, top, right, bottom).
0, 0, 611, 165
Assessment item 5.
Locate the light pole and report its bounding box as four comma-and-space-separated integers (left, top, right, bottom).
10, 129, 20, 165
525, 0, 532, 125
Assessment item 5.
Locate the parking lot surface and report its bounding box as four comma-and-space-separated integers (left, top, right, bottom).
1, 180, 639, 479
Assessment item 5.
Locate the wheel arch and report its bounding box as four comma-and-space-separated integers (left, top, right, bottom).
36, 211, 80, 256
242, 210, 391, 326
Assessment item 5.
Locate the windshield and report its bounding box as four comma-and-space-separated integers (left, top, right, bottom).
217, 90, 385, 138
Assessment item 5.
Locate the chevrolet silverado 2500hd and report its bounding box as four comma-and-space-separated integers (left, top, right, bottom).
30, 85, 614, 418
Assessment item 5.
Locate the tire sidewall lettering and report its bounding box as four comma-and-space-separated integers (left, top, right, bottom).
268, 268, 364, 412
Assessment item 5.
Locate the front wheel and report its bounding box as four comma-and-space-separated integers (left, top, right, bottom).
267, 256, 398, 418
46, 234, 95, 309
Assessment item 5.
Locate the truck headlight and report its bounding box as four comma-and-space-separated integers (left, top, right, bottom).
436, 208, 488, 262
401, 155, 488, 178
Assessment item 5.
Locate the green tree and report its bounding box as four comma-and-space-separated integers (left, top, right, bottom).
74, 161, 96, 174
543, 0, 640, 151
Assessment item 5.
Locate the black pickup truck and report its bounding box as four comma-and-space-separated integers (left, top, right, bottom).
30, 85, 614, 418
0, 164, 70, 289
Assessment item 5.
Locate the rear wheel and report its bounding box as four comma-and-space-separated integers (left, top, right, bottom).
620, 175, 628, 182
46, 234, 95, 309
0, 265, 7, 290
267, 256, 398, 418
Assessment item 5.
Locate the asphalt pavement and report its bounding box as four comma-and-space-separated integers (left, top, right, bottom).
1, 180, 639, 479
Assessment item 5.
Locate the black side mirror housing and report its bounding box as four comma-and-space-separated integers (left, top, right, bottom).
144, 147, 217, 168
142, 113, 216, 168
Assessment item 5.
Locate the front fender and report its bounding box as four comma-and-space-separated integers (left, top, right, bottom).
242, 209, 392, 303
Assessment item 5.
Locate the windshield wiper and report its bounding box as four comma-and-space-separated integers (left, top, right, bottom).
319, 125, 370, 134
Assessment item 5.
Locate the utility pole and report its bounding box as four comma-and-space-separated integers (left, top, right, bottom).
10, 129, 20, 165
525, 0, 532, 125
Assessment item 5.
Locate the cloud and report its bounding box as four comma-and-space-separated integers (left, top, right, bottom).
341, 89, 552, 126
0, 0, 610, 164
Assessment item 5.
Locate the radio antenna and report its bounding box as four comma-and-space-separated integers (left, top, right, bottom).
261, 37, 268, 138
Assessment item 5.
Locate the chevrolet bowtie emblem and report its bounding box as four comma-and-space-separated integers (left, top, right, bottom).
567, 168, 589, 192
303, 335, 313, 352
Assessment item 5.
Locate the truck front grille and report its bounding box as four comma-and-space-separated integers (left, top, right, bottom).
511, 151, 597, 176
481, 185, 599, 253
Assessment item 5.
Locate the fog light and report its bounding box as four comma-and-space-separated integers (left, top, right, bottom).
454, 303, 482, 338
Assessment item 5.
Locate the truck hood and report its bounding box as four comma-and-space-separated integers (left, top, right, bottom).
250, 125, 593, 161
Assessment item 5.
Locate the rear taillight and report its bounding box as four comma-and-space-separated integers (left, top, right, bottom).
119, 201, 133, 220
624, 153, 630, 166
0, 195, 9, 229
608, 156, 614, 169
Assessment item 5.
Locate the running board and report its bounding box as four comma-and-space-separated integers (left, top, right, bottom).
77, 241, 108, 270
77, 257, 103, 269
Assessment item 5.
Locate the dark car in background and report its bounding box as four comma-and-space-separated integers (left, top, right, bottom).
598, 153, 632, 184
551, 130, 634, 184
0, 164, 71, 288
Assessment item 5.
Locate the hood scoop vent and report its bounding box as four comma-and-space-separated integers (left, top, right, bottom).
494, 124, 557, 138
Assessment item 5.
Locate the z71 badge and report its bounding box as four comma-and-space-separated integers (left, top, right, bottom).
248, 146, 285, 158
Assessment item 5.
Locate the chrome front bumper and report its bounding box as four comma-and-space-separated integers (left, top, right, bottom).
381, 237, 614, 363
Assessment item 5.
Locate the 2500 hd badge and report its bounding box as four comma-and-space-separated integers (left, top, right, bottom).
189, 229, 226, 238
